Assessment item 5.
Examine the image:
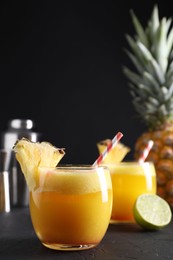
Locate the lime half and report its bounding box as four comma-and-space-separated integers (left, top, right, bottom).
133, 194, 172, 230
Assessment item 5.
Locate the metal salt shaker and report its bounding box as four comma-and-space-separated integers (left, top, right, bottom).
0, 119, 40, 207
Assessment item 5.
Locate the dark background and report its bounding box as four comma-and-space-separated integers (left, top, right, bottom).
0, 0, 172, 164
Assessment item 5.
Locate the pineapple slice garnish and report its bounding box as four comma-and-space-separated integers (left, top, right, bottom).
13, 138, 65, 191
97, 139, 130, 163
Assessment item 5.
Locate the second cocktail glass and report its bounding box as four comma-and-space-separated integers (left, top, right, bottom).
106, 161, 156, 223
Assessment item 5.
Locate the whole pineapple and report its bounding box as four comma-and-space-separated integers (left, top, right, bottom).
123, 5, 173, 208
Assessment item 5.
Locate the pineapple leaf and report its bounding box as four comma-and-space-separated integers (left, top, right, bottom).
129, 89, 136, 99
129, 83, 149, 99
146, 5, 159, 47
161, 86, 168, 96
125, 34, 146, 68
168, 98, 173, 109
170, 49, 173, 61
166, 62, 173, 85
167, 83, 173, 99
166, 18, 172, 33
123, 4, 173, 129
143, 72, 160, 91
130, 9, 149, 47
122, 66, 142, 85
150, 5, 159, 33
132, 99, 146, 114
136, 41, 153, 61
148, 96, 159, 106
159, 104, 168, 116
145, 102, 158, 113
166, 60, 173, 75
166, 25, 173, 57
137, 41, 165, 83
123, 49, 144, 74
162, 84, 173, 101
150, 59, 165, 84
138, 83, 157, 96
155, 18, 168, 73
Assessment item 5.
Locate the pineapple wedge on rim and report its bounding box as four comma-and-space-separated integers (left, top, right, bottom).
97, 139, 130, 163
13, 138, 65, 191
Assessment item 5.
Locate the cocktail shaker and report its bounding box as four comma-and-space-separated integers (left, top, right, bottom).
0, 119, 41, 207
0, 149, 11, 213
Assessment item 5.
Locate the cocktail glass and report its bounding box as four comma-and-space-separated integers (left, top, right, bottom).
29, 165, 112, 251
105, 161, 156, 223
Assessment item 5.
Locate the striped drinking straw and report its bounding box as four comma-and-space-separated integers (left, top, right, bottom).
138, 140, 154, 163
93, 132, 123, 166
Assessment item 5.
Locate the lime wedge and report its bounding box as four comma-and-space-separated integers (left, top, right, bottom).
133, 194, 172, 230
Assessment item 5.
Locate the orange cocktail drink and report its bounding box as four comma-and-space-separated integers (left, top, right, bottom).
30, 165, 112, 251
107, 162, 156, 223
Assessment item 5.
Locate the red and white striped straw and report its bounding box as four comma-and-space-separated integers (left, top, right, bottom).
138, 140, 154, 163
93, 132, 123, 166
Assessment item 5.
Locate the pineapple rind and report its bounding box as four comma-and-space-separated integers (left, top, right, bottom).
134, 128, 173, 209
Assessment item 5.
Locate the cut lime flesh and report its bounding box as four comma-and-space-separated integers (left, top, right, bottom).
133, 194, 172, 230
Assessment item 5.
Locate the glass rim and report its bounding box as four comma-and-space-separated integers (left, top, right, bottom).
100, 161, 154, 166
38, 164, 109, 170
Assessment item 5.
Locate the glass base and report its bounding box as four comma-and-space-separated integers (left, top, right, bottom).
42, 242, 97, 251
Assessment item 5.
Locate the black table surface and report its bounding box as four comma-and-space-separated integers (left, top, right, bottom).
0, 208, 173, 260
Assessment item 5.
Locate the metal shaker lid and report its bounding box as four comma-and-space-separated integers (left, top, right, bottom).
0, 119, 40, 149
8, 119, 34, 130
